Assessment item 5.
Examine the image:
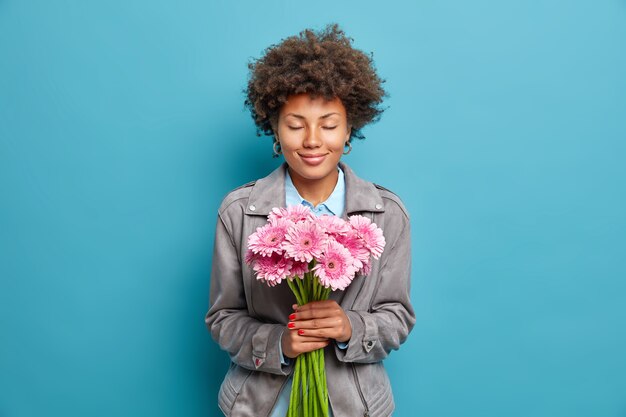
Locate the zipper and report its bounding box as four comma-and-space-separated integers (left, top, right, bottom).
351, 363, 370, 417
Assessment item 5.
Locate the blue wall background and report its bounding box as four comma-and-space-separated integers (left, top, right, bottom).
1, 1, 625, 416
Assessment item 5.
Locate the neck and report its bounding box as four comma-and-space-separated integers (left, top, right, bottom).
288, 166, 339, 207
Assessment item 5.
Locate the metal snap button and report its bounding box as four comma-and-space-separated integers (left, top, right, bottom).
249, 205, 256, 211
375, 203, 382, 210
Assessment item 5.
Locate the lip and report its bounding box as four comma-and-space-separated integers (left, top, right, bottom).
299, 153, 328, 166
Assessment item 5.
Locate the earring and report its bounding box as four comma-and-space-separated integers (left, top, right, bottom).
273, 140, 282, 156
343, 141, 352, 155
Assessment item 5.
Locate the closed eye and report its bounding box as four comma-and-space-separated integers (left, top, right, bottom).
322, 126, 337, 130
288, 126, 303, 130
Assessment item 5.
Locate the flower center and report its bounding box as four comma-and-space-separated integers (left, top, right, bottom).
328, 261, 335, 269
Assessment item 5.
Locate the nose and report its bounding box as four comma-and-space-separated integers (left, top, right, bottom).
302, 127, 322, 148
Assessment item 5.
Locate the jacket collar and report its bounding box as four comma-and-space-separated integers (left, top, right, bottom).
245, 161, 384, 217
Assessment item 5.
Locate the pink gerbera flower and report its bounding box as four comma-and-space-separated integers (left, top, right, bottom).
247, 218, 290, 257
252, 252, 292, 287
335, 231, 370, 273
289, 260, 309, 279
317, 215, 351, 237
268, 205, 315, 225
349, 215, 386, 259
312, 240, 357, 291
282, 221, 326, 263
244, 248, 258, 266
358, 258, 372, 276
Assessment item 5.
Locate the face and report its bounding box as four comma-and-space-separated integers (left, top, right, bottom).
275, 93, 351, 184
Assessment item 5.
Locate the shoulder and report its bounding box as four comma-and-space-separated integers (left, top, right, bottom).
373, 183, 410, 221
341, 162, 410, 221
217, 180, 256, 215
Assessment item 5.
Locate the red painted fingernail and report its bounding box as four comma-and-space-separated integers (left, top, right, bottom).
288, 322, 295, 329
298, 329, 304, 335
289, 313, 296, 320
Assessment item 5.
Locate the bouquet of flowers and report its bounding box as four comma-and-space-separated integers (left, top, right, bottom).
245, 205, 385, 417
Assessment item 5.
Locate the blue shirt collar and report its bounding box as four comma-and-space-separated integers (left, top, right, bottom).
285, 165, 345, 217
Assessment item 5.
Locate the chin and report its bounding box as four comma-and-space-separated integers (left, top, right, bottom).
290, 163, 336, 181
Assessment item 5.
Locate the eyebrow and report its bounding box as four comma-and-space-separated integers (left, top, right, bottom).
284, 112, 340, 120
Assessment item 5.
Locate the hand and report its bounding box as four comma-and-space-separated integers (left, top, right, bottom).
288, 300, 352, 343
281, 326, 329, 359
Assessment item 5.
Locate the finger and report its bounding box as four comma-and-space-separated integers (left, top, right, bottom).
292, 333, 329, 343
297, 339, 330, 346
291, 305, 343, 321
291, 317, 342, 330
285, 328, 329, 341
284, 337, 329, 357
297, 340, 330, 353
296, 300, 338, 312
297, 327, 339, 339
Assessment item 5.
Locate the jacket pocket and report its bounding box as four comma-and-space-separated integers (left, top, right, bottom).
218, 362, 253, 416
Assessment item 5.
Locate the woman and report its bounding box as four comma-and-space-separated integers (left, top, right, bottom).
205, 24, 415, 417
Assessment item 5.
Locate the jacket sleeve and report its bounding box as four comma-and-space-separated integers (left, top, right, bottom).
205, 213, 292, 376
334, 216, 415, 363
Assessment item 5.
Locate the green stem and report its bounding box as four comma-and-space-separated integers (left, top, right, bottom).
313, 279, 319, 301
301, 353, 309, 417
288, 356, 300, 417
320, 349, 328, 417
310, 348, 327, 413
295, 277, 308, 303
305, 352, 315, 415
309, 273, 314, 301
321, 350, 326, 416
311, 352, 319, 416
303, 272, 313, 303
287, 279, 303, 306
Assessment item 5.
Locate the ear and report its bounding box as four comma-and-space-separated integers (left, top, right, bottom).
346, 125, 352, 141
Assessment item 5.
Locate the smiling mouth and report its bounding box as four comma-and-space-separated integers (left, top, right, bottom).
299, 153, 328, 166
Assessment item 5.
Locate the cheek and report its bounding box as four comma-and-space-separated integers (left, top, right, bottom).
278, 132, 300, 151
328, 136, 347, 152
321, 128, 347, 148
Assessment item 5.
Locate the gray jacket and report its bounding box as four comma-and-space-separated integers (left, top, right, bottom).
205, 161, 415, 417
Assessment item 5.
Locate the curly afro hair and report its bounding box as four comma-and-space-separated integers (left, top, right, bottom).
244, 23, 387, 141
